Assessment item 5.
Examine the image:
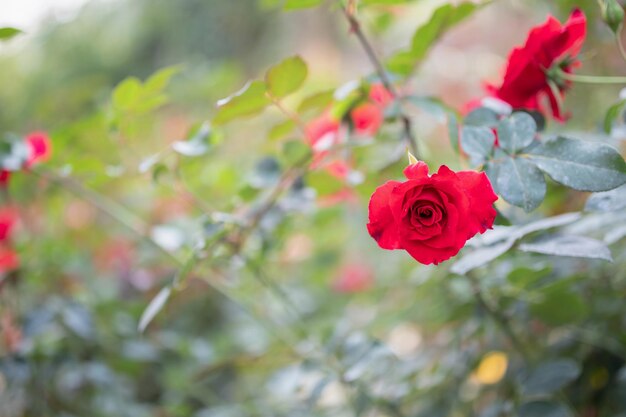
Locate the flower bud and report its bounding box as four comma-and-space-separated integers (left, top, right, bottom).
603, 0, 625, 34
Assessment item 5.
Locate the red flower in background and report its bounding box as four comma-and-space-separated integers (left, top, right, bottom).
25, 131, 52, 167
0, 247, 19, 273
0, 207, 19, 274
332, 263, 374, 293
486, 9, 586, 120
351, 102, 384, 136
367, 161, 497, 265
369, 83, 393, 107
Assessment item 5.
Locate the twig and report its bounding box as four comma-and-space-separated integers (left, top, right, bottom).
340, 4, 420, 159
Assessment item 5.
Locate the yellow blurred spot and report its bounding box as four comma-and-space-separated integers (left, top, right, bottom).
590, 368, 609, 390
473, 351, 508, 385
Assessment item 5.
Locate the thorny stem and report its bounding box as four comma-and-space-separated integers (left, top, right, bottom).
340, 4, 420, 159
467, 273, 532, 364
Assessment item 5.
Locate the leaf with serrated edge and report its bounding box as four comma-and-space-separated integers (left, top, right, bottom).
497, 156, 546, 212
526, 136, 626, 192
497, 112, 536, 154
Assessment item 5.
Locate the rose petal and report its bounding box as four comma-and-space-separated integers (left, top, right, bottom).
367, 180, 402, 250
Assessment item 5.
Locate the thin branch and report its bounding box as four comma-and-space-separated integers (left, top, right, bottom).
340, 4, 420, 159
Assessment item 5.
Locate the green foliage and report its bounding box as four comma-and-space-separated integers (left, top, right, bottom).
387, 2, 483, 76
265, 55, 308, 98
213, 80, 271, 124
0, 27, 22, 41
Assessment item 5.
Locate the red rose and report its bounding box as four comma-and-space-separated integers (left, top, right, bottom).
486, 9, 586, 120
351, 102, 384, 136
368, 83, 393, 107
332, 263, 374, 293
25, 131, 52, 167
0, 207, 18, 242
367, 161, 497, 265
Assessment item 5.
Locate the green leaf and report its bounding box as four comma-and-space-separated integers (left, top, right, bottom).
585, 184, 626, 212
603, 99, 626, 133
460, 126, 494, 165
526, 136, 626, 192
307, 170, 344, 196
0, 27, 22, 41
387, 2, 481, 75
282, 140, 311, 165
138, 286, 172, 333
112, 77, 143, 110
530, 286, 589, 326
507, 266, 551, 290
522, 359, 581, 396
284, 0, 323, 11
519, 235, 612, 262
518, 401, 573, 417
265, 55, 308, 98
298, 90, 334, 113
497, 112, 536, 154
213, 81, 271, 125
144, 65, 183, 92
496, 156, 546, 212
464, 107, 499, 127
268, 119, 297, 141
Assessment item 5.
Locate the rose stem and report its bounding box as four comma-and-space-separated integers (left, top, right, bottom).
340, 1, 420, 160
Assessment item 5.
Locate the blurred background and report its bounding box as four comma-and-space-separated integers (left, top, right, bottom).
1, 0, 625, 416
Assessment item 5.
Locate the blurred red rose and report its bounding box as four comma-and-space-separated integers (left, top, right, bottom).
367, 161, 497, 265
332, 263, 374, 293
0, 207, 18, 242
0, 247, 19, 273
25, 131, 52, 167
486, 9, 586, 120
369, 83, 393, 107
351, 102, 384, 136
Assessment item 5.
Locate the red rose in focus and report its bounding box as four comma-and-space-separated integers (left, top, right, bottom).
25, 131, 52, 167
367, 161, 497, 265
351, 102, 384, 136
487, 9, 586, 120
332, 263, 374, 293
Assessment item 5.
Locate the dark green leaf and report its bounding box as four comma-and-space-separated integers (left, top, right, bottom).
519, 235, 612, 262
282, 140, 311, 165
530, 287, 589, 326
464, 107, 499, 127
522, 359, 581, 396
460, 126, 495, 165
507, 266, 551, 289
265, 55, 308, 98
496, 156, 546, 212
526, 136, 626, 192
213, 81, 271, 125
497, 112, 536, 154
518, 401, 573, 417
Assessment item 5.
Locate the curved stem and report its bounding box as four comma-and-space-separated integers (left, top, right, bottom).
340, 3, 420, 159
558, 69, 626, 84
